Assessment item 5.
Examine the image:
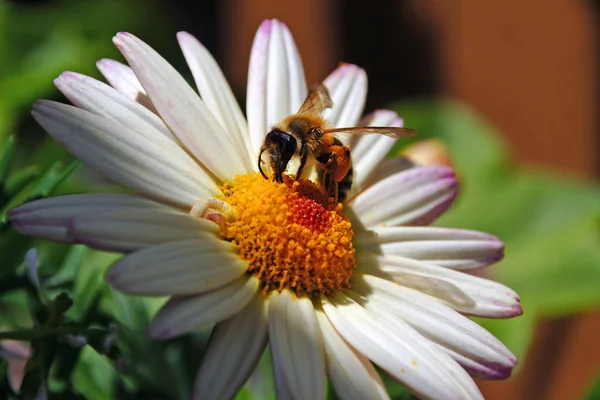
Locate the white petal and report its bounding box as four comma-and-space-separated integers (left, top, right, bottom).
113, 32, 246, 181
96, 58, 154, 111
322, 292, 480, 400
8, 194, 168, 242
354, 226, 504, 270
177, 32, 254, 170
69, 208, 219, 252
148, 276, 259, 339
193, 293, 268, 400
32, 101, 218, 207
350, 166, 458, 227
354, 274, 517, 380
247, 19, 307, 154
106, 238, 245, 296
357, 254, 523, 318
352, 157, 415, 197
322, 64, 367, 133
269, 290, 326, 400
55, 71, 178, 143
436, 346, 514, 380
315, 310, 389, 400
272, 337, 293, 400
280, 22, 307, 115
352, 110, 403, 159
345, 290, 483, 400
350, 110, 404, 195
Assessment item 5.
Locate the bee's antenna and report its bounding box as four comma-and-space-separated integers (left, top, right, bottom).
258, 148, 268, 180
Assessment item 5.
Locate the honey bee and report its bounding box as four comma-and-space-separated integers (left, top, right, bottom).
258, 84, 417, 203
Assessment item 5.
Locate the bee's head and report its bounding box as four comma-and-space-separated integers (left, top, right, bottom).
258, 129, 298, 182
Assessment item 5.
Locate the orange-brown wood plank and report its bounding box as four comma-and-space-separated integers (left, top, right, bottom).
439, 0, 596, 175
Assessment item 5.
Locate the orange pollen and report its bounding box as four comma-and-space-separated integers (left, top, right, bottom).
217, 173, 356, 297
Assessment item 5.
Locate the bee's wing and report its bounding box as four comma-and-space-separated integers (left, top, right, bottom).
322, 126, 419, 138
297, 84, 333, 115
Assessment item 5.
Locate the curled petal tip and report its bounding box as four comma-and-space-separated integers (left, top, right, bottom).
32, 99, 51, 112
146, 326, 170, 340
112, 33, 132, 49
145, 326, 158, 339
258, 19, 274, 34
403, 139, 455, 168
54, 71, 78, 87
115, 31, 132, 39
510, 304, 523, 317
96, 58, 117, 69
104, 268, 117, 285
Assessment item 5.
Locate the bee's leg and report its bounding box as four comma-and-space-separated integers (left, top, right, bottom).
268, 154, 284, 182
337, 166, 353, 203
295, 142, 309, 180
326, 176, 339, 204
258, 147, 268, 179
272, 161, 283, 182
316, 152, 339, 203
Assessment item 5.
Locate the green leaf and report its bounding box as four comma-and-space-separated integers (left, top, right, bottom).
0, 135, 15, 185
99, 290, 188, 399
585, 374, 600, 400
66, 250, 115, 321
45, 245, 87, 288
0, 159, 79, 224
4, 166, 40, 196
72, 346, 116, 400
29, 160, 80, 199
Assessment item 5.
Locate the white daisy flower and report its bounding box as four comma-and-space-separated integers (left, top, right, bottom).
9, 19, 522, 400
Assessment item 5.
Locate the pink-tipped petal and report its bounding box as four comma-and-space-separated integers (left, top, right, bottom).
177, 32, 254, 169
350, 109, 404, 195
246, 19, 307, 154
96, 58, 152, 108
322, 64, 368, 133
350, 166, 458, 227
350, 158, 415, 202
8, 194, 168, 243
322, 292, 483, 400
32, 100, 218, 207
193, 294, 268, 400
354, 226, 505, 270
315, 310, 389, 400
353, 274, 517, 380
113, 32, 246, 181
147, 277, 259, 339
106, 239, 245, 296
269, 290, 326, 400
357, 254, 522, 318
56, 71, 177, 142
69, 208, 219, 252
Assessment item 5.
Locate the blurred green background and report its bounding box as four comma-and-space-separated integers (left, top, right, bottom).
0, 0, 599, 399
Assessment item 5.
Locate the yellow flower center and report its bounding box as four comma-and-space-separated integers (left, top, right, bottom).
218, 173, 356, 297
